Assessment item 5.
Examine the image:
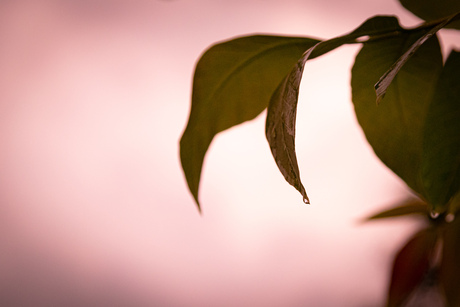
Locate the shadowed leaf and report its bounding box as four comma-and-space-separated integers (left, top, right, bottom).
387, 228, 438, 307
421, 50, 460, 212
399, 0, 460, 29
375, 12, 460, 104
266, 16, 403, 203
180, 35, 320, 209
352, 29, 443, 196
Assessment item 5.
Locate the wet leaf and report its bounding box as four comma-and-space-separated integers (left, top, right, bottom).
180, 35, 320, 209
364, 197, 428, 221
440, 213, 460, 306
352, 29, 443, 196
421, 50, 460, 212
399, 0, 460, 29
374, 14, 459, 104
266, 16, 403, 203
387, 228, 438, 307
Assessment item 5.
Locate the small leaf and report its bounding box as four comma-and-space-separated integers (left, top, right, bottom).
399, 0, 460, 30
180, 35, 320, 209
421, 50, 460, 212
265, 16, 403, 203
352, 29, 443, 196
440, 212, 460, 306
387, 228, 438, 307
364, 197, 428, 221
375, 13, 460, 104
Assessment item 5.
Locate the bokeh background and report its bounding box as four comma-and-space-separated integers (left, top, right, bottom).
1, 0, 459, 306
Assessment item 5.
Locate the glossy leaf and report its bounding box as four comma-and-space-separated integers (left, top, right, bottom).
364, 197, 428, 221
440, 212, 460, 306
374, 14, 459, 104
180, 35, 320, 209
266, 16, 403, 203
387, 228, 437, 307
421, 50, 460, 212
399, 0, 460, 29
351, 30, 443, 196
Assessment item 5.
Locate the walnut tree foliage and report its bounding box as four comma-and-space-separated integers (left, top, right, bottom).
180, 0, 460, 306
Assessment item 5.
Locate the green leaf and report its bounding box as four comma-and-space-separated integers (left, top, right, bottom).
387, 228, 438, 307
180, 35, 320, 209
421, 50, 460, 212
399, 0, 460, 29
440, 213, 460, 306
364, 197, 428, 221
374, 14, 459, 104
351, 30, 443, 196
266, 16, 403, 203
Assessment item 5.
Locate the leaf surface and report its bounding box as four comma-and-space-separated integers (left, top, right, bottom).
421, 50, 460, 212
374, 14, 459, 104
265, 16, 403, 202
399, 0, 460, 29
180, 35, 320, 209
351, 30, 443, 196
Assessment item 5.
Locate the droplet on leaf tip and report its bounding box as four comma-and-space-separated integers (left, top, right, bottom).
430, 211, 440, 219
303, 196, 310, 205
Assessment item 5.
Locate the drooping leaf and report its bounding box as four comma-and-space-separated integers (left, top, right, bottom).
364, 197, 428, 221
374, 14, 459, 104
180, 35, 320, 209
265, 16, 404, 203
421, 50, 460, 212
351, 30, 443, 197
399, 0, 460, 29
387, 228, 438, 307
440, 212, 460, 306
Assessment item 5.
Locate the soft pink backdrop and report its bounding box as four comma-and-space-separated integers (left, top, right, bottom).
1, 0, 458, 306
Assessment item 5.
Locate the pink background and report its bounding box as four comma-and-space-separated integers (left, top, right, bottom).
1, 0, 459, 306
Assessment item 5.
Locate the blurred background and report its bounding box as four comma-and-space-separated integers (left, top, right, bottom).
1, 0, 459, 306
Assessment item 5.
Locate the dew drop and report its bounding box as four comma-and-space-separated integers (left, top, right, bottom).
430, 211, 440, 219
303, 196, 310, 204
445, 213, 455, 223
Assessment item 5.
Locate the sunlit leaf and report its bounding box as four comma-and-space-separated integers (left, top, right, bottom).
387, 228, 438, 307
374, 14, 459, 104
351, 30, 443, 196
440, 213, 460, 306
364, 197, 428, 221
266, 16, 403, 203
180, 35, 320, 209
399, 0, 460, 29
421, 50, 460, 212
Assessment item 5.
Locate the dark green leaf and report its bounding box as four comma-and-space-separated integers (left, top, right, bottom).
351, 30, 443, 196
265, 16, 403, 203
180, 35, 320, 209
364, 197, 428, 221
421, 50, 460, 212
374, 14, 459, 104
387, 228, 438, 307
399, 0, 460, 29
440, 212, 460, 306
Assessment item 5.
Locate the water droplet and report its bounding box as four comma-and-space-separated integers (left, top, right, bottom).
445, 213, 455, 223
303, 196, 310, 204
430, 211, 440, 219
